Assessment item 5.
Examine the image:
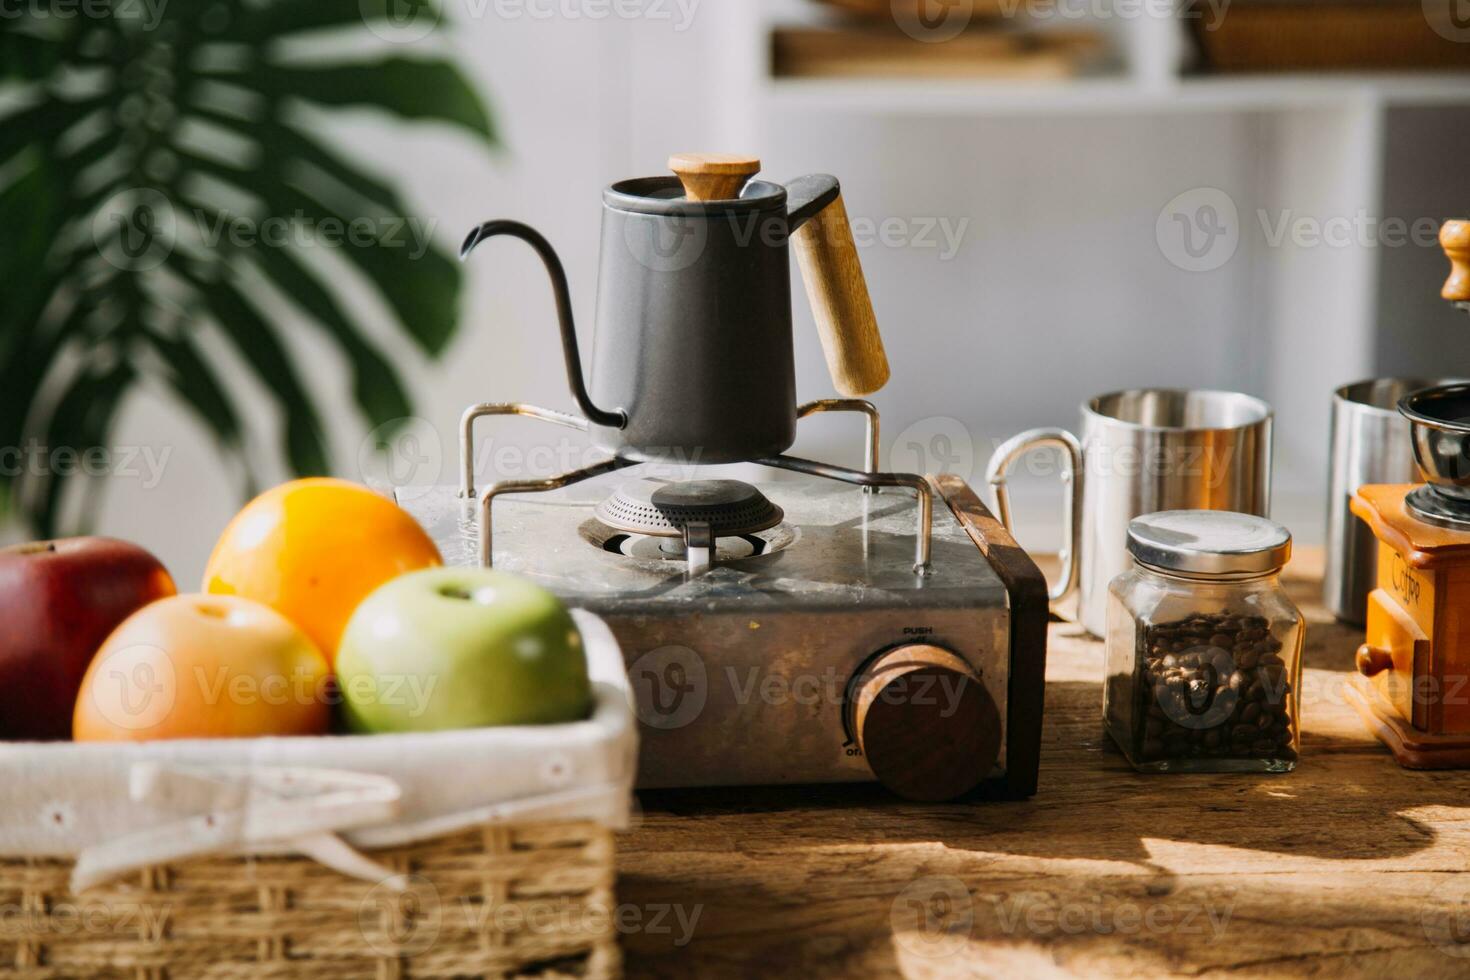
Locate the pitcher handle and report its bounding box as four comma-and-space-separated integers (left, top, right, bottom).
985, 428, 1082, 607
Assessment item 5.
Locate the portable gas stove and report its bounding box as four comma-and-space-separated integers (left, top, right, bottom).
399, 400, 1048, 801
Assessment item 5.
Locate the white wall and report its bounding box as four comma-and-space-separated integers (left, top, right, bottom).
73, 6, 1464, 585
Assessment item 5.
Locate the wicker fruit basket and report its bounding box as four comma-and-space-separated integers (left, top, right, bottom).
0, 612, 636, 979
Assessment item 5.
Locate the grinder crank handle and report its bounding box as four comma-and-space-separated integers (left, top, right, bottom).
1441, 220, 1470, 305
985, 428, 1083, 608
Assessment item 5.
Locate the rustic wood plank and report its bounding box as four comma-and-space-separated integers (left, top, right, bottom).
618, 551, 1470, 977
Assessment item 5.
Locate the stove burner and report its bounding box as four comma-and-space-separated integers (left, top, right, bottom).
583, 520, 799, 562
1406, 484, 1470, 530
593, 478, 784, 538
461, 399, 933, 572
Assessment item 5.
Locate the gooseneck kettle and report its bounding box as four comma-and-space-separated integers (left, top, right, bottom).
461, 154, 890, 464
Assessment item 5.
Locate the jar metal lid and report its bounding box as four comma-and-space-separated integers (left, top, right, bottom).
1127, 510, 1292, 576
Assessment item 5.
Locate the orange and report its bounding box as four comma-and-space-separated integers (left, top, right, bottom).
202, 478, 441, 664
74, 594, 330, 741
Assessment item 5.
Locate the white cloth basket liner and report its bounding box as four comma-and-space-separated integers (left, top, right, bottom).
0, 610, 637, 890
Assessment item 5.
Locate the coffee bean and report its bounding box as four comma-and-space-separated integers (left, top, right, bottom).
1126, 616, 1296, 768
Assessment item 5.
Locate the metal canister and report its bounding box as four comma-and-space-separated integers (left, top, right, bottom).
1324, 378, 1458, 624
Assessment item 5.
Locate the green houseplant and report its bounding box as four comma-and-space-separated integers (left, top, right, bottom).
0, 0, 495, 534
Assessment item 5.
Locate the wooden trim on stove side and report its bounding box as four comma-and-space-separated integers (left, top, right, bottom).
932, 473, 1049, 798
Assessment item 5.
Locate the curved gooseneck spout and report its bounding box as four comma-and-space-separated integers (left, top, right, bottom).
460, 220, 626, 430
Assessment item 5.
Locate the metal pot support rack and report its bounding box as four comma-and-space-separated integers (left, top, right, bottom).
458, 399, 933, 574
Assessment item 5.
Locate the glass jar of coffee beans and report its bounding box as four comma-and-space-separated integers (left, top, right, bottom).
1104, 511, 1303, 773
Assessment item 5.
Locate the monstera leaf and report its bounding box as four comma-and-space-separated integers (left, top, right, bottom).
0, 0, 495, 534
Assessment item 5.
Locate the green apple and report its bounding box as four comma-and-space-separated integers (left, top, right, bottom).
336, 567, 592, 733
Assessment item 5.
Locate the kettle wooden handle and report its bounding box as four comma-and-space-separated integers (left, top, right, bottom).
792, 193, 890, 397
668, 154, 890, 396
1443, 220, 1470, 303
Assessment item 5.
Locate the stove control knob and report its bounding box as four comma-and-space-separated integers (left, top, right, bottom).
849, 644, 1002, 802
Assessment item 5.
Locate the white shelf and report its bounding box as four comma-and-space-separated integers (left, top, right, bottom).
762, 73, 1470, 117
721, 1, 1470, 512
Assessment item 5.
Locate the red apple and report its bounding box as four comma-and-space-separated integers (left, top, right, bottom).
0, 537, 176, 740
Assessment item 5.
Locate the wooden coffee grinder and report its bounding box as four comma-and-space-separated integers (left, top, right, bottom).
1345, 220, 1470, 766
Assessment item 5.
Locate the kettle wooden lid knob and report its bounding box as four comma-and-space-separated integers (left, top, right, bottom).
668, 153, 761, 202
1442, 220, 1470, 303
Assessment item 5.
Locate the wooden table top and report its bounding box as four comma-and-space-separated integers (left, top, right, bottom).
618, 552, 1470, 978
